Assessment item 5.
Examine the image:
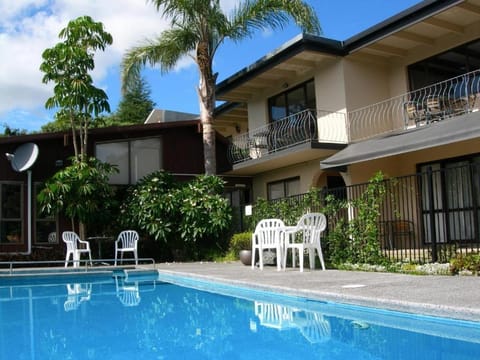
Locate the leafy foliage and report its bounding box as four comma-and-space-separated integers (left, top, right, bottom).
450, 252, 480, 275
37, 157, 118, 233
248, 188, 323, 229
324, 172, 387, 265
99, 76, 156, 127
120, 171, 232, 260
1, 124, 28, 136
228, 232, 252, 254
40, 16, 112, 159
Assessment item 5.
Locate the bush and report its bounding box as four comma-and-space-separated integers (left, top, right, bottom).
120, 171, 232, 261
229, 232, 252, 254
450, 252, 480, 275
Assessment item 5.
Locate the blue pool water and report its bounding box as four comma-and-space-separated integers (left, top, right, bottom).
1, 270, 480, 359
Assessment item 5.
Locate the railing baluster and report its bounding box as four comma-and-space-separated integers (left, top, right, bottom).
227, 109, 347, 164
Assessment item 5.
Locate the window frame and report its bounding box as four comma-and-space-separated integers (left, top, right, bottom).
0, 182, 24, 245
267, 79, 316, 123
95, 136, 162, 185
267, 177, 301, 200
417, 153, 480, 244
34, 182, 58, 244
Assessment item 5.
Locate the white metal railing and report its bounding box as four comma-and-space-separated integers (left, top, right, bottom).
228, 109, 347, 164
228, 70, 480, 165
348, 69, 480, 142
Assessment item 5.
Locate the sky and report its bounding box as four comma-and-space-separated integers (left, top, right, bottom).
0, 0, 422, 132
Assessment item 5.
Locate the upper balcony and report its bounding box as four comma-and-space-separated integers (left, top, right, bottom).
227, 69, 480, 171
227, 109, 347, 171
348, 69, 480, 142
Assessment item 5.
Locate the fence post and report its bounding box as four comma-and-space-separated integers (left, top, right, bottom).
426, 166, 438, 262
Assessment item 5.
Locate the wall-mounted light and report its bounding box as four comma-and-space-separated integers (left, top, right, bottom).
282, 82, 289, 89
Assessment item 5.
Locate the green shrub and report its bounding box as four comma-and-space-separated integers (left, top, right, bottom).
324, 171, 387, 266
450, 252, 480, 275
228, 232, 253, 254
247, 188, 322, 230
120, 171, 232, 260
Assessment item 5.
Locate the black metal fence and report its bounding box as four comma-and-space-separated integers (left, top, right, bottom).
239, 162, 480, 263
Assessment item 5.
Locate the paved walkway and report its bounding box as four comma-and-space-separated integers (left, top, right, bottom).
155, 261, 480, 322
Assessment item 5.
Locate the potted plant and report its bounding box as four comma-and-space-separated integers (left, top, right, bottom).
229, 232, 253, 265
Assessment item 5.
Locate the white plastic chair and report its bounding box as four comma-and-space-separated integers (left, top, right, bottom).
251, 218, 285, 271
48, 232, 57, 244
114, 230, 139, 266
62, 231, 93, 268
283, 213, 327, 272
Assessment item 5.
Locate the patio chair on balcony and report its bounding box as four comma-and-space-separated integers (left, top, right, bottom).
425, 95, 445, 122
403, 100, 426, 128
251, 218, 285, 271
283, 213, 327, 272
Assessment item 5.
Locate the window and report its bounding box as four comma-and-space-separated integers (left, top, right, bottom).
35, 183, 57, 244
96, 138, 162, 184
0, 183, 23, 244
408, 39, 480, 90
268, 80, 316, 122
267, 177, 300, 200
419, 155, 480, 243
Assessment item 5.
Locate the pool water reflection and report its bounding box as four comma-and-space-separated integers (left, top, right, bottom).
0, 272, 479, 359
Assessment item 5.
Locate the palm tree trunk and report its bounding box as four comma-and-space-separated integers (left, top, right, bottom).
197, 41, 217, 175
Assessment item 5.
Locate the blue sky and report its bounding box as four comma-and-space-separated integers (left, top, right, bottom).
0, 0, 421, 132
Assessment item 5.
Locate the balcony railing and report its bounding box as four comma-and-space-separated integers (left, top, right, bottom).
228, 109, 347, 164
228, 70, 480, 165
348, 69, 480, 142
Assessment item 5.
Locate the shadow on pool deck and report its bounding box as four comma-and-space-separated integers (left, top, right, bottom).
154, 261, 480, 322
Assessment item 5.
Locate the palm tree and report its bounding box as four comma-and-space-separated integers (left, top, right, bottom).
122, 0, 320, 175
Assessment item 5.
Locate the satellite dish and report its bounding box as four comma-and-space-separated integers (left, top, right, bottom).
6, 143, 39, 172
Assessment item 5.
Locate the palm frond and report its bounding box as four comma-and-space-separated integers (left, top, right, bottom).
121, 27, 196, 94
227, 0, 321, 41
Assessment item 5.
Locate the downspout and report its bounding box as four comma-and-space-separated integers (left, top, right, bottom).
26, 170, 32, 255
4, 143, 39, 255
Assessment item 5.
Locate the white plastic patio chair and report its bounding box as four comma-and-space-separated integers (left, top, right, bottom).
251, 218, 285, 271
114, 230, 139, 266
283, 213, 327, 272
62, 231, 93, 268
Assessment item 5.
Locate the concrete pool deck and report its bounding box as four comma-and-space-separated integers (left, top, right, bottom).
155, 261, 480, 322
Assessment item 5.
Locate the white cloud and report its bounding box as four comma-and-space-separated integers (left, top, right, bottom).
0, 0, 183, 126
0, 0, 252, 130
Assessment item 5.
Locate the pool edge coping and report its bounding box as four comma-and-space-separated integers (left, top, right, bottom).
156, 268, 480, 323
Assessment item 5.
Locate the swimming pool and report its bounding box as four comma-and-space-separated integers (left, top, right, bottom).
1, 270, 479, 359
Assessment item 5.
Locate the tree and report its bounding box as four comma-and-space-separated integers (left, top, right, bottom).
120, 171, 232, 260
37, 157, 118, 238
40, 16, 113, 161
1, 123, 27, 136
101, 76, 156, 127
122, 0, 321, 175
